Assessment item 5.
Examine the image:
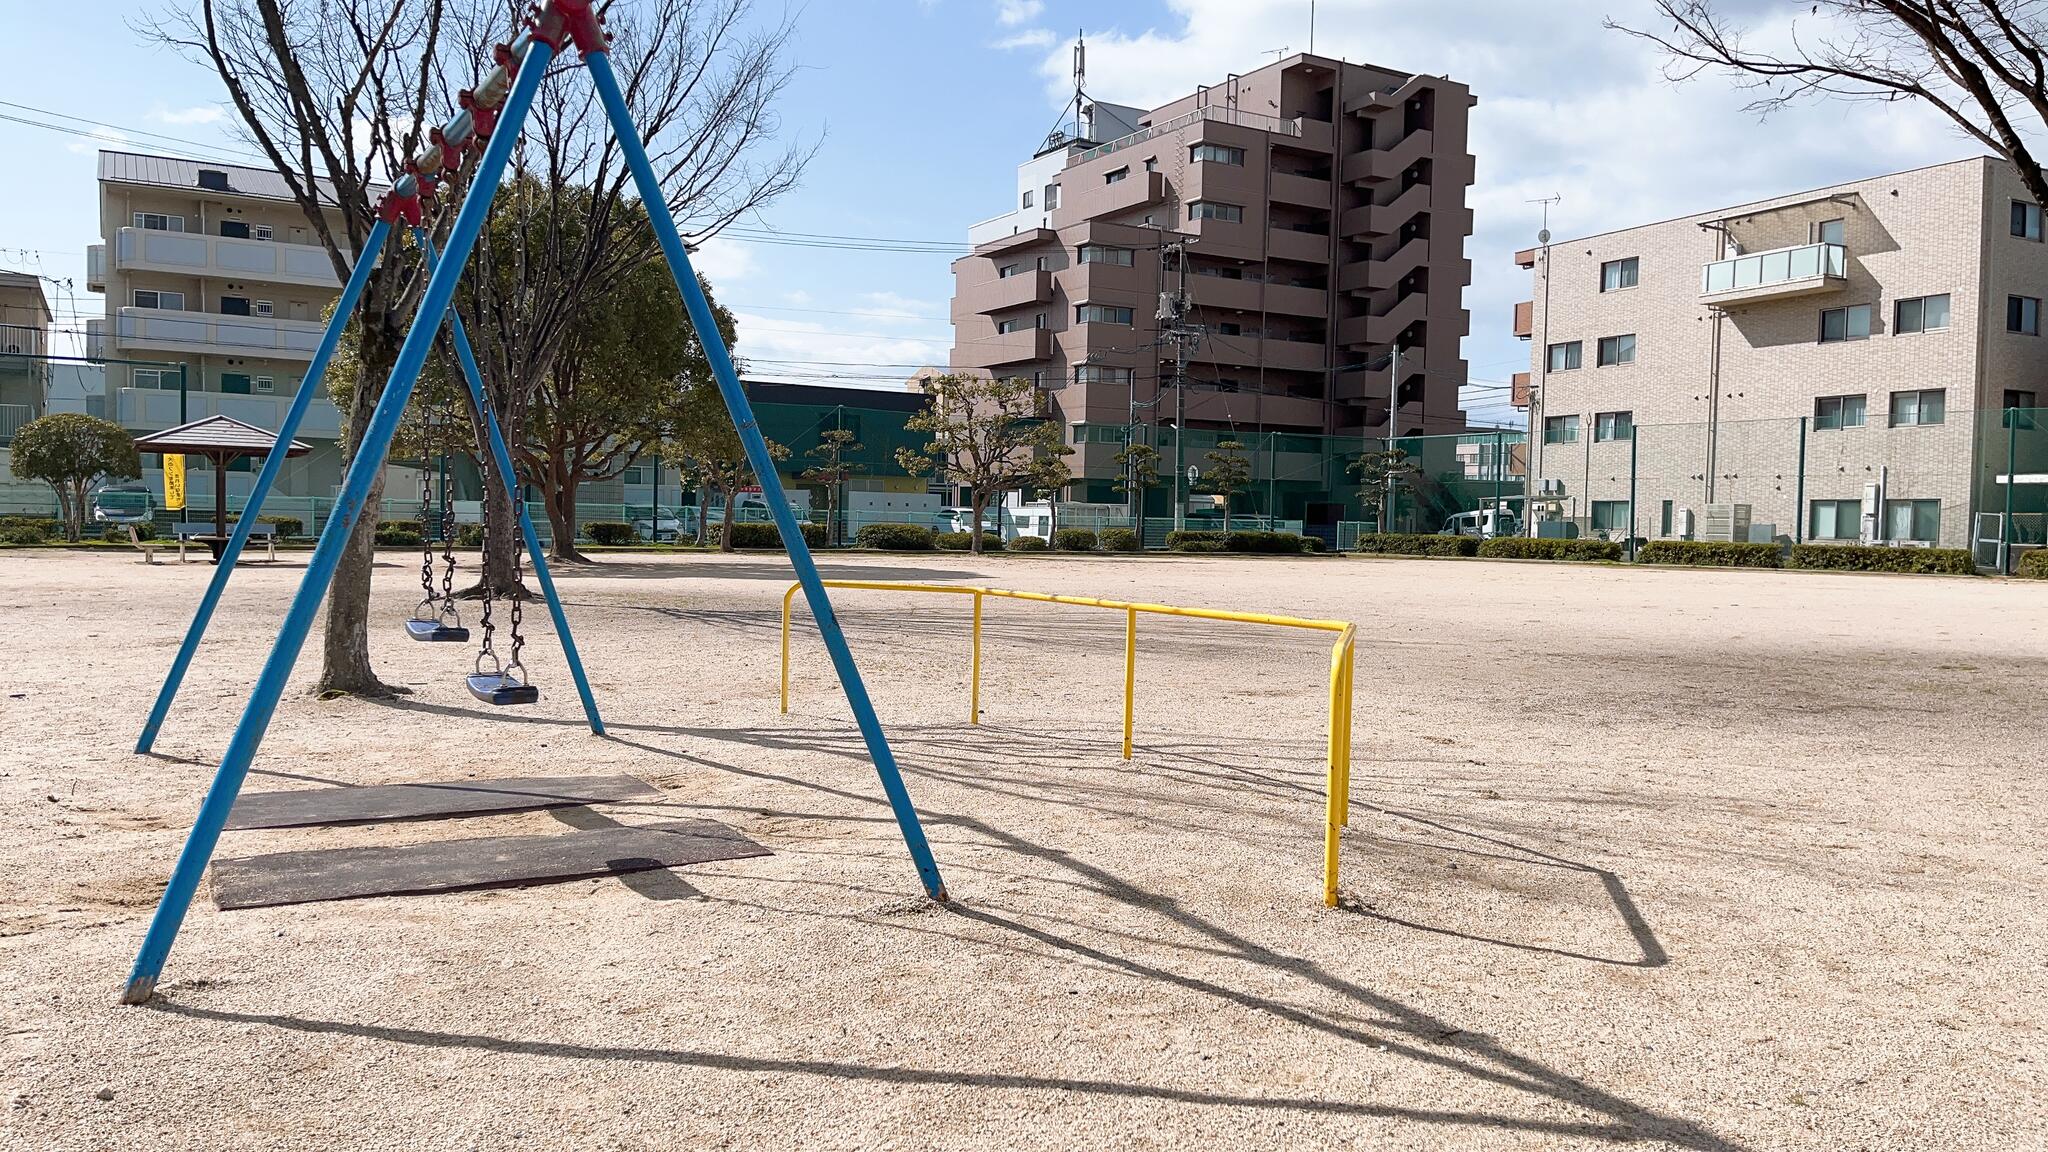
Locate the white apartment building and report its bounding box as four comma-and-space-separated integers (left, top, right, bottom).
86, 151, 354, 502
1513, 157, 2047, 554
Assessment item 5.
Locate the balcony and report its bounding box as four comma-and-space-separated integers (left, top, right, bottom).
970, 226, 1056, 256
113, 385, 343, 439
1340, 129, 1433, 184
954, 326, 1051, 369
1092, 170, 1167, 218
114, 306, 326, 361
1513, 300, 1533, 339
0, 403, 30, 444
1511, 372, 1532, 408
1269, 171, 1333, 208
974, 269, 1052, 314
85, 319, 107, 362
1699, 242, 1847, 307
86, 244, 106, 293
112, 226, 343, 289
1267, 228, 1330, 264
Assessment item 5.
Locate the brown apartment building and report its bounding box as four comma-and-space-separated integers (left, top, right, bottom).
949, 53, 1475, 507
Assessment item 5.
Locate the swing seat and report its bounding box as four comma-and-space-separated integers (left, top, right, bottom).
466, 671, 540, 706
405, 619, 472, 642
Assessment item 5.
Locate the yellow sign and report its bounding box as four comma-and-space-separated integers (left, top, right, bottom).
163, 453, 186, 511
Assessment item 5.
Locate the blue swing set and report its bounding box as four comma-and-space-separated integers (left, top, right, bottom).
120, 0, 948, 1004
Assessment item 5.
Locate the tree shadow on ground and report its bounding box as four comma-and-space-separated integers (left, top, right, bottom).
545, 559, 987, 583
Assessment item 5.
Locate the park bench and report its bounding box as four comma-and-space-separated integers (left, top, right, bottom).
174, 521, 276, 564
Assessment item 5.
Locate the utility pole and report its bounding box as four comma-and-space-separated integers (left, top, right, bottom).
1157, 237, 1200, 532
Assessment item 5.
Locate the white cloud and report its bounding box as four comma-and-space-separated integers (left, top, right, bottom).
995, 0, 1043, 26
730, 309, 948, 387
690, 235, 757, 285
151, 104, 224, 126
67, 127, 129, 155
994, 28, 1055, 51
1025, 0, 1972, 419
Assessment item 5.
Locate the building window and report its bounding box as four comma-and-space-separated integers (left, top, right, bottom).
2009, 294, 2041, 334
2014, 200, 2043, 240
1104, 167, 1128, 184
1814, 218, 1846, 246
997, 263, 1022, 278
254, 300, 275, 317
996, 319, 1022, 334
1073, 365, 1135, 385
253, 224, 274, 241
1813, 394, 1867, 430
1590, 501, 1630, 534
1889, 388, 1946, 427
1819, 304, 1872, 342
1143, 157, 1158, 172
253, 375, 274, 393
1034, 312, 1048, 328
1884, 499, 1940, 542
1596, 333, 1636, 366
1021, 189, 1033, 209
1076, 304, 1134, 325
1190, 144, 1245, 166
2006, 389, 2037, 429
133, 368, 175, 389
1543, 414, 1580, 444
132, 289, 185, 311
1077, 244, 1134, 266
1599, 257, 1639, 292
1188, 200, 1243, 223
133, 212, 185, 232
1809, 499, 1861, 540
1660, 500, 1674, 536
1894, 294, 1950, 334
1044, 184, 1060, 210
1594, 410, 1633, 441
1546, 340, 1582, 372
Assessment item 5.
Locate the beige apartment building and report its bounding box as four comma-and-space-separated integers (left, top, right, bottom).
1513, 157, 2047, 553
86, 151, 353, 501
951, 53, 1475, 509
0, 270, 52, 436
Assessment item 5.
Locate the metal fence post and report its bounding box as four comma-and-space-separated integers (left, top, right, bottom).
1628, 427, 1639, 561
2005, 409, 2018, 574
1795, 415, 1808, 545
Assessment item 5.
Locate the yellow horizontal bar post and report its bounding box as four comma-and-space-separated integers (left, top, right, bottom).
1123, 606, 1136, 761
970, 590, 983, 725
780, 583, 798, 714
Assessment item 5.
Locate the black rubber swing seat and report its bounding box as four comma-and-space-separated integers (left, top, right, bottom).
467, 671, 540, 706
404, 619, 471, 642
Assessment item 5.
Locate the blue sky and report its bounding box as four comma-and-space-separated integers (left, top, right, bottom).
0, 0, 1977, 426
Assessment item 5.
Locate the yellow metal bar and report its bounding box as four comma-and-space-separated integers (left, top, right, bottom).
1325, 628, 1346, 907
1122, 606, 1137, 761
780, 583, 798, 714
970, 590, 983, 725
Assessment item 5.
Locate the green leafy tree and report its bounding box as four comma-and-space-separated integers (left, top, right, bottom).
10, 414, 140, 542
897, 373, 1071, 554
663, 377, 789, 552
1200, 439, 1253, 531
1111, 440, 1159, 523
1349, 446, 1419, 535
798, 426, 865, 546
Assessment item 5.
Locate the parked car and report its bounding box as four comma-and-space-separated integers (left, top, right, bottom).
632, 515, 685, 542
91, 482, 156, 524
1438, 509, 1519, 539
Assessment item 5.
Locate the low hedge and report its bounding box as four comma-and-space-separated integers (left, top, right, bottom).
1009, 534, 1048, 551
585, 521, 637, 546
375, 519, 423, 547
1353, 532, 1478, 557
715, 521, 828, 549
1225, 529, 1313, 554
1789, 543, 1975, 575
1477, 536, 1623, 562
935, 530, 1005, 551
1100, 528, 1141, 552
1637, 539, 1781, 568
257, 514, 303, 538
0, 516, 61, 544
855, 523, 934, 551
1053, 527, 1098, 552
103, 522, 161, 542
2017, 549, 2048, 579
456, 523, 485, 548
1165, 530, 1224, 552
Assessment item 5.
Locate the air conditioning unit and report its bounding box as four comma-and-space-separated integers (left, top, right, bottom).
1538, 478, 1565, 495
1702, 503, 1752, 543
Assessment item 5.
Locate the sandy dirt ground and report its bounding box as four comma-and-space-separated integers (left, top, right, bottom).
0, 547, 2043, 1151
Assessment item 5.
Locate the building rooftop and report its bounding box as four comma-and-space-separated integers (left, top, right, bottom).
97, 149, 377, 208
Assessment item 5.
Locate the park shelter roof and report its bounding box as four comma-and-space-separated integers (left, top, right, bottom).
133, 414, 311, 460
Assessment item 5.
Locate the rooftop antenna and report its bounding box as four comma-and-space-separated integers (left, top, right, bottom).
1265, 46, 1291, 63
1309, 0, 1316, 55
1527, 193, 1560, 244
1073, 31, 1087, 142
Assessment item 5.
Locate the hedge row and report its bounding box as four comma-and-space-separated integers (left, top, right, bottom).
1477, 536, 1623, 562
1637, 540, 1782, 568
1009, 535, 1048, 551
1053, 528, 1097, 551
717, 521, 828, 549
1100, 528, 1141, 552
1164, 529, 1320, 554
855, 523, 935, 550
936, 530, 1005, 551
2018, 550, 2048, 579
1353, 532, 1477, 557
585, 521, 637, 546
1789, 543, 1975, 575
0, 515, 61, 545
375, 519, 423, 547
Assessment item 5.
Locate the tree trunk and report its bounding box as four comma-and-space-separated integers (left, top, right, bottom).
317, 324, 403, 699
55, 482, 79, 542
719, 486, 737, 552
481, 469, 525, 592
969, 491, 987, 554
544, 470, 590, 564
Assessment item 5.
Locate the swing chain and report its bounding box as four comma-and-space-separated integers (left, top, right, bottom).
476, 431, 498, 674
507, 477, 527, 682
414, 415, 440, 621
436, 412, 461, 626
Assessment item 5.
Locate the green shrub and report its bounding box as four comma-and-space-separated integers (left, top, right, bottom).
855, 523, 935, 550
1009, 534, 1049, 551
1053, 527, 1098, 552
585, 521, 637, 546
1789, 543, 1976, 575
1300, 535, 1327, 553
714, 522, 803, 549
102, 522, 160, 542
2017, 549, 2048, 579
1222, 529, 1313, 554
456, 523, 485, 548
375, 520, 423, 547
257, 514, 303, 538
935, 530, 1004, 551
1100, 527, 1142, 552
0, 526, 50, 545
1166, 530, 1225, 552
1478, 536, 1623, 562
1637, 539, 1782, 568
1353, 532, 1478, 557
0, 516, 59, 543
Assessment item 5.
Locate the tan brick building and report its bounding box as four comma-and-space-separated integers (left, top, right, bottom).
951, 53, 1475, 509
1513, 157, 2046, 552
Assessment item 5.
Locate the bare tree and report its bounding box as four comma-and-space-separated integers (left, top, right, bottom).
1611, 1, 2048, 207
450, 0, 812, 587
140, 0, 461, 697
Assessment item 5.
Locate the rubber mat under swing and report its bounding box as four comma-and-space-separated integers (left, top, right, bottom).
209, 818, 771, 910
223, 774, 661, 831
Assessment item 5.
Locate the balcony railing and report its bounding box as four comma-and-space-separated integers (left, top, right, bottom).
112, 226, 344, 289
0, 403, 31, 443
1073, 106, 1303, 166
1700, 242, 1847, 303
114, 386, 343, 438
113, 306, 326, 360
